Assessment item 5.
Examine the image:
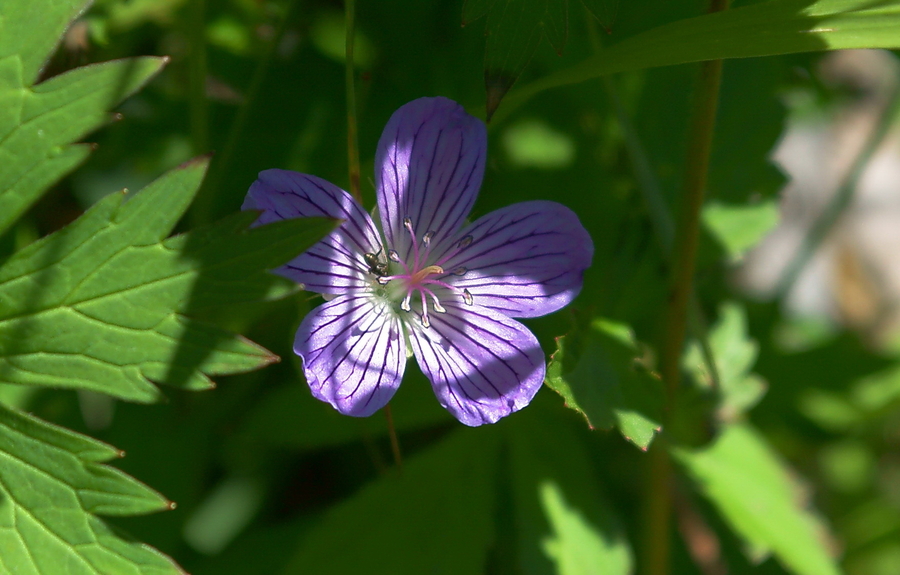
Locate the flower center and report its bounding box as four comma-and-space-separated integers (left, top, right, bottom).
370, 217, 473, 328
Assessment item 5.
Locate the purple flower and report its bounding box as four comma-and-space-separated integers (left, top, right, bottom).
243, 97, 592, 426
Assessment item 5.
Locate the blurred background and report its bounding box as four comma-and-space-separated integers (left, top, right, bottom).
3, 0, 900, 573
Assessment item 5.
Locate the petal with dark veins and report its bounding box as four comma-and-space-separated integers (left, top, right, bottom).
408, 302, 544, 426
244, 169, 383, 293
295, 295, 406, 417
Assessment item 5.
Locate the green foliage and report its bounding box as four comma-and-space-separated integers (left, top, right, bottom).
674, 424, 841, 575
507, 412, 632, 575
282, 428, 502, 574
0, 159, 334, 401
3, 0, 900, 573
497, 0, 900, 120
546, 318, 663, 449
0, 402, 182, 574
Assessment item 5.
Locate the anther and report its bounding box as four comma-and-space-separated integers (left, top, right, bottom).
421, 313, 431, 328
452, 267, 467, 276
463, 289, 473, 305
457, 235, 473, 249
423, 231, 435, 247
388, 249, 401, 262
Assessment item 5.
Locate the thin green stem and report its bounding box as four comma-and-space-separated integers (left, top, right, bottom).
384, 404, 403, 471
188, 0, 208, 155
644, 2, 729, 573
775, 82, 900, 298
192, 0, 298, 226
345, 0, 362, 202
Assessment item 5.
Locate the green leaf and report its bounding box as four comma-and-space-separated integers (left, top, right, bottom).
703, 200, 781, 262
0, 0, 90, 84
0, 158, 336, 402
475, 0, 568, 119
546, 318, 663, 449
240, 368, 452, 451
0, 55, 167, 236
506, 411, 633, 575
0, 402, 182, 575
674, 423, 841, 575
281, 428, 501, 574
685, 303, 767, 420
579, 0, 619, 29
497, 0, 900, 121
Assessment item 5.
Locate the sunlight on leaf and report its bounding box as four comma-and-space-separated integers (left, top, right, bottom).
674, 423, 841, 575
546, 318, 663, 449
0, 403, 183, 575
703, 200, 780, 263
0, 158, 335, 401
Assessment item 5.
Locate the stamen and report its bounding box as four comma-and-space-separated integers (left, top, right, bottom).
388, 250, 401, 262
419, 290, 430, 327
400, 292, 412, 312
422, 230, 434, 247
463, 289, 473, 305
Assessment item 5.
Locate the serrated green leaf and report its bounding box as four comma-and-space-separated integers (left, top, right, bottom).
685, 303, 767, 420
0, 402, 183, 575
281, 428, 501, 575
703, 200, 781, 263
497, 0, 900, 121
481, 0, 568, 119
506, 412, 632, 575
546, 318, 663, 449
0, 55, 167, 236
0, 0, 90, 84
0, 158, 336, 402
674, 424, 841, 575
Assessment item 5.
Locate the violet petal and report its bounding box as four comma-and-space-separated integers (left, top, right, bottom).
438, 200, 593, 318
295, 294, 406, 417
243, 169, 382, 294
408, 302, 544, 426
375, 97, 486, 260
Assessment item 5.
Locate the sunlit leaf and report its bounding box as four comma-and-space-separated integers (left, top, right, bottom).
506, 411, 632, 575
0, 158, 335, 401
546, 318, 663, 449
0, 54, 167, 236
281, 428, 501, 574
685, 303, 767, 420
497, 0, 900, 121
703, 200, 781, 262
674, 423, 841, 575
0, 402, 182, 575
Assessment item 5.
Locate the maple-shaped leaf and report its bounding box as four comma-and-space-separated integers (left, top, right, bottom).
0, 0, 167, 236
0, 157, 334, 401
0, 402, 183, 575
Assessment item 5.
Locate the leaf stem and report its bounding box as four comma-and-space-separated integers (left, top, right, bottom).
644, 2, 729, 573
384, 404, 403, 471
345, 0, 362, 203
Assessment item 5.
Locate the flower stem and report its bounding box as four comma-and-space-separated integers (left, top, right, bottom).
384, 404, 403, 471
644, 2, 729, 573
344, 0, 362, 203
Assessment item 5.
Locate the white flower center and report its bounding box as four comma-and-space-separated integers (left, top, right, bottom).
365, 217, 472, 328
